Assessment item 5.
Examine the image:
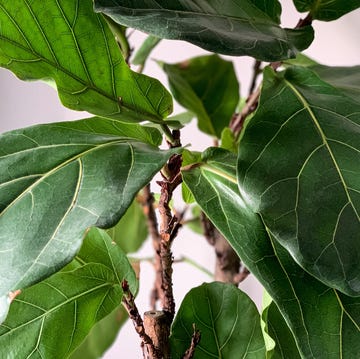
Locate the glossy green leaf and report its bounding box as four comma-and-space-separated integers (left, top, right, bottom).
309, 65, 360, 103
107, 199, 148, 254
0, 0, 172, 123
0, 117, 176, 322
262, 293, 301, 359
161, 55, 239, 138
170, 282, 266, 358
0, 227, 137, 358
182, 147, 268, 253
237, 66, 360, 296
249, 0, 282, 23
94, 0, 314, 62
182, 149, 360, 358
284, 55, 360, 103
293, 0, 360, 21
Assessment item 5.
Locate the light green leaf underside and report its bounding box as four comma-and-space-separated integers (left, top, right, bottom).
170, 282, 266, 358
0, 117, 175, 323
237, 66, 360, 296
293, 0, 360, 21
161, 54, 239, 138
0, 0, 172, 123
182, 149, 360, 358
0, 228, 136, 359
94, 0, 314, 62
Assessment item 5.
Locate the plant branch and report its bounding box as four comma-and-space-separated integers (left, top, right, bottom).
248, 60, 262, 95
200, 213, 242, 285
182, 324, 201, 359
140, 184, 162, 310
121, 280, 160, 359
229, 86, 261, 140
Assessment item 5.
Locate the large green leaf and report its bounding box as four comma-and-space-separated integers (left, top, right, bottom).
170, 282, 266, 358
161, 55, 239, 138
0, 227, 136, 358
237, 66, 360, 296
94, 0, 314, 62
293, 0, 360, 21
182, 149, 360, 358
0, 0, 172, 123
0, 117, 176, 322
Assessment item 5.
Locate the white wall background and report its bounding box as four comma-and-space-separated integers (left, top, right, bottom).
0, 2, 359, 358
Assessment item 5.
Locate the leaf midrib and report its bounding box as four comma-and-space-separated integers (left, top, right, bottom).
0, 8, 163, 123
284, 79, 359, 220
102, 4, 279, 28
0, 139, 134, 219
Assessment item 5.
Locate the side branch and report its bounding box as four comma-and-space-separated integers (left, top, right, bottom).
121, 280, 160, 358
229, 86, 261, 139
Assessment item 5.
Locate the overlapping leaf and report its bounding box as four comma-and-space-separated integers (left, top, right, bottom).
0, 228, 136, 358
0, 117, 176, 322
161, 55, 239, 138
94, 0, 314, 62
182, 148, 360, 358
170, 282, 266, 358
307, 64, 360, 103
250, 0, 282, 23
70, 305, 127, 359
284, 55, 360, 103
0, 0, 172, 123
237, 66, 360, 296
293, 0, 360, 21
262, 293, 301, 359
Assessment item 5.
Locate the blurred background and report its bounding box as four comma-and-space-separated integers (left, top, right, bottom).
0, 2, 359, 358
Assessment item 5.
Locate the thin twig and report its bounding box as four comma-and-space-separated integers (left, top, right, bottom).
248, 60, 262, 96
121, 280, 160, 358
229, 86, 261, 140
140, 185, 162, 310
200, 213, 242, 285
182, 324, 201, 359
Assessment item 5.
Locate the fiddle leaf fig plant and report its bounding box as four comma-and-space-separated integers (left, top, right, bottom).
0, 0, 359, 358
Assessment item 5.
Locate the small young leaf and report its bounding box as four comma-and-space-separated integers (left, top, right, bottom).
170, 282, 266, 358
94, 0, 314, 61
220, 127, 238, 153
161, 54, 239, 138
293, 0, 360, 21
0, 0, 172, 123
